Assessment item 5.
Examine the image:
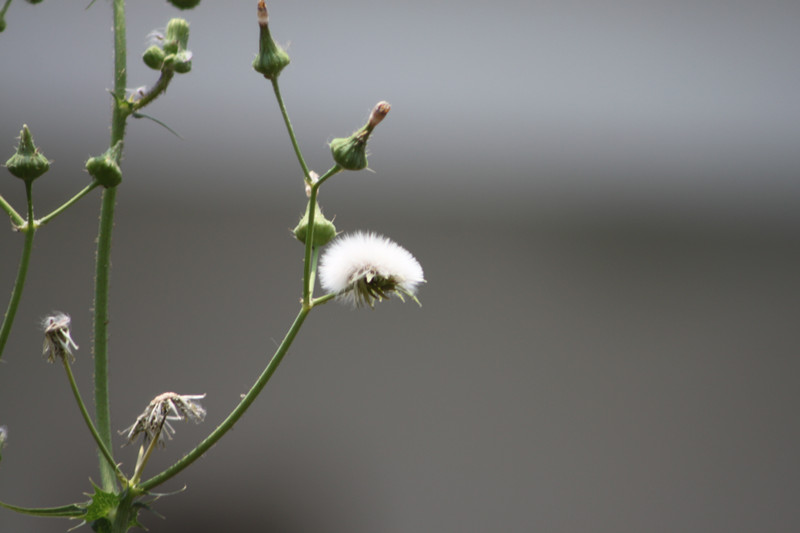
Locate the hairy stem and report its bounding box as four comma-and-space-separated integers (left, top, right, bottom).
0, 182, 34, 361
0, 193, 24, 227
62, 357, 125, 482
93, 0, 128, 493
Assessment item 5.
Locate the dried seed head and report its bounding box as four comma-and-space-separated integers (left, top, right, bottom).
42, 313, 78, 363
122, 392, 206, 447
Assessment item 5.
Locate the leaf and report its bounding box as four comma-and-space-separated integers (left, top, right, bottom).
80, 482, 121, 523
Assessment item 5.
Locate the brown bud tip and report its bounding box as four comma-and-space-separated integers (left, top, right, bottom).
368, 101, 391, 128
257, 1, 269, 27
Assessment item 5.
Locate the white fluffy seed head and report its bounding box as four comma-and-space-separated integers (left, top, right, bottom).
319, 232, 424, 307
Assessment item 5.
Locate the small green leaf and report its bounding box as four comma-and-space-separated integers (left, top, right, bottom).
80, 482, 121, 523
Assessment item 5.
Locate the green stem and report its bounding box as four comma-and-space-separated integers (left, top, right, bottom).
131, 69, 174, 111
0, 182, 34, 361
310, 292, 337, 307
35, 181, 100, 228
61, 357, 126, 483
302, 188, 318, 307
271, 77, 311, 183
139, 306, 311, 491
301, 165, 342, 306
94, 188, 117, 493
91, 0, 128, 494
0, 0, 12, 20
110, 489, 137, 533
0, 193, 24, 227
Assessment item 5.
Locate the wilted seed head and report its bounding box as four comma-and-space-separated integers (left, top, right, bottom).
123, 392, 206, 447
42, 313, 78, 363
319, 232, 425, 308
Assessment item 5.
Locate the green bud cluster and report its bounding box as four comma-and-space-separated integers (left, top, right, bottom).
252, 1, 290, 80
85, 141, 123, 188
5, 125, 50, 183
293, 201, 337, 247
142, 18, 192, 74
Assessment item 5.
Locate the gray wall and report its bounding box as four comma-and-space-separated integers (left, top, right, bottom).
1, 1, 799, 532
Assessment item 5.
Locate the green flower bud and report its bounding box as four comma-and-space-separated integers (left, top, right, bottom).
167, 0, 201, 10
143, 45, 166, 70
172, 50, 193, 73
329, 101, 391, 171
165, 18, 190, 53
330, 132, 369, 171
85, 141, 123, 188
5, 125, 50, 182
293, 201, 337, 247
251, 1, 290, 80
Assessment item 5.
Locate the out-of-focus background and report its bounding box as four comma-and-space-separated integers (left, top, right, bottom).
1, 1, 799, 531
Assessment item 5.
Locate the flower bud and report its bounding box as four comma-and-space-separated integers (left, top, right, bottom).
143, 45, 166, 70
329, 101, 391, 171
172, 50, 193, 73
164, 18, 190, 54
5, 125, 50, 182
167, 0, 201, 9
293, 201, 337, 247
252, 1, 290, 80
329, 132, 369, 171
85, 141, 123, 188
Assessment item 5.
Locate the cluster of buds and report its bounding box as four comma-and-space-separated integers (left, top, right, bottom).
330, 101, 391, 171
142, 18, 193, 75
41, 313, 78, 363
123, 392, 206, 447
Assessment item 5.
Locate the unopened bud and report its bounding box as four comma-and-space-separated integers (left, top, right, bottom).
85, 141, 123, 188
164, 18, 190, 54
167, 0, 202, 9
5, 125, 50, 182
368, 101, 391, 129
171, 50, 193, 73
143, 45, 166, 70
252, 1, 290, 80
293, 201, 337, 247
329, 101, 390, 171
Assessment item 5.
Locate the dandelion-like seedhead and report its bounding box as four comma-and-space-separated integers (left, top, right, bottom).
122, 392, 206, 447
319, 232, 425, 307
41, 313, 78, 363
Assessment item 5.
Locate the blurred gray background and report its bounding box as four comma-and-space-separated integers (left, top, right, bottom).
1, 0, 799, 531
